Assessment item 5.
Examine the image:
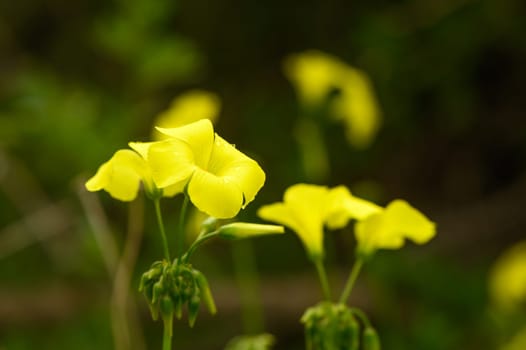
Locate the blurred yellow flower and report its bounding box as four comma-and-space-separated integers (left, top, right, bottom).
354, 200, 436, 256
85, 141, 188, 201
284, 50, 381, 148
149, 119, 265, 218
152, 90, 220, 140
489, 241, 526, 311
258, 184, 372, 259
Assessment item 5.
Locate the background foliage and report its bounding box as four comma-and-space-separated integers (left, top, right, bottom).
1, 0, 525, 349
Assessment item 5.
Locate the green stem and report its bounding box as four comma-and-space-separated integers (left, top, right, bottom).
162, 316, 173, 350
313, 258, 331, 301
176, 195, 190, 258
182, 230, 219, 263
232, 240, 264, 334
339, 258, 364, 304
350, 307, 371, 328
154, 199, 171, 261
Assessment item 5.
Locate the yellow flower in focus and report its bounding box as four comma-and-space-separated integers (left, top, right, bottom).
489, 241, 526, 311
354, 200, 436, 257
148, 119, 265, 219
257, 184, 373, 260
152, 90, 221, 140
85, 141, 188, 201
284, 50, 381, 148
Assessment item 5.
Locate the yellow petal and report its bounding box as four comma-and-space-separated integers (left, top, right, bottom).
147, 139, 196, 189
382, 200, 436, 244
153, 90, 221, 140
342, 195, 382, 221
85, 150, 144, 201
331, 67, 381, 149
258, 201, 324, 258
324, 186, 355, 229
155, 119, 214, 168
187, 168, 243, 218
355, 200, 435, 254
284, 50, 345, 107
207, 135, 265, 208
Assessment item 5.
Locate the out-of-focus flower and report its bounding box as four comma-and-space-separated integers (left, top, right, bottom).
489, 241, 526, 311
152, 90, 221, 140
149, 119, 265, 218
500, 326, 526, 350
284, 50, 381, 149
354, 200, 436, 257
257, 184, 372, 260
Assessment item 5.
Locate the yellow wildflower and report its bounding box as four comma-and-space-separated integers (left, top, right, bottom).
284, 50, 381, 148
258, 184, 373, 259
148, 119, 265, 219
354, 200, 436, 257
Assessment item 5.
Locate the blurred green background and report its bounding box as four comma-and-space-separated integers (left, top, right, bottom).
1, 0, 525, 349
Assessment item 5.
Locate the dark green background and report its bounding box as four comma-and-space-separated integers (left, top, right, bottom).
1, 0, 525, 348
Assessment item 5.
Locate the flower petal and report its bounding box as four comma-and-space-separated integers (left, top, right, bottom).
381, 200, 436, 245
207, 135, 265, 208
147, 139, 196, 189
355, 200, 435, 254
187, 168, 244, 219
85, 149, 144, 201
155, 119, 214, 169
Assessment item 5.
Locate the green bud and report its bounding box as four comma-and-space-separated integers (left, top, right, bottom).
174, 294, 183, 320
218, 222, 284, 240
187, 294, 201, 327
152, 279, 164, 304
362, 327, 381, 350
159, 295, 174, 320
147, 301, 160, 321
193, 270, 216, 314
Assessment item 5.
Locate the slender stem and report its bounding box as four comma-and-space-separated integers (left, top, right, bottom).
154, 199, 171, 261
339, 258, 364, 304
162, 316, 173, 350
350, 307, 371, 329
313, 258, 331, 301
232, 240, 264, 334
176, 195, 190, 257
182, 230, 219, 263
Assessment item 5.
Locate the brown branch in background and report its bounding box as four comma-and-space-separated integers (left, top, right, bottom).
0, 151, 73, 263
76, 179, 145, 350
111, 197, 146, 350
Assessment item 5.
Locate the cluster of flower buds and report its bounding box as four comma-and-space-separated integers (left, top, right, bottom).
301, 302, 380, 350
139, 259, 216, 328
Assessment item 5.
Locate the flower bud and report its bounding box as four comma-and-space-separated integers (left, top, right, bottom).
362, 327, 381, 350
193, 270, 216, 314
218, 222, 284, 240
188, 294, 201, 327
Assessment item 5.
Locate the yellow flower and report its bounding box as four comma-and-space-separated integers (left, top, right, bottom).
152, 90, 220, 140
284, 50, 381, 148
148, 119, 265, 219
257, 184, 373, 259
283, 50, 346, 107
489, 241, 526, 311
354, 200, 436, 256
85, 141, 186, 201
